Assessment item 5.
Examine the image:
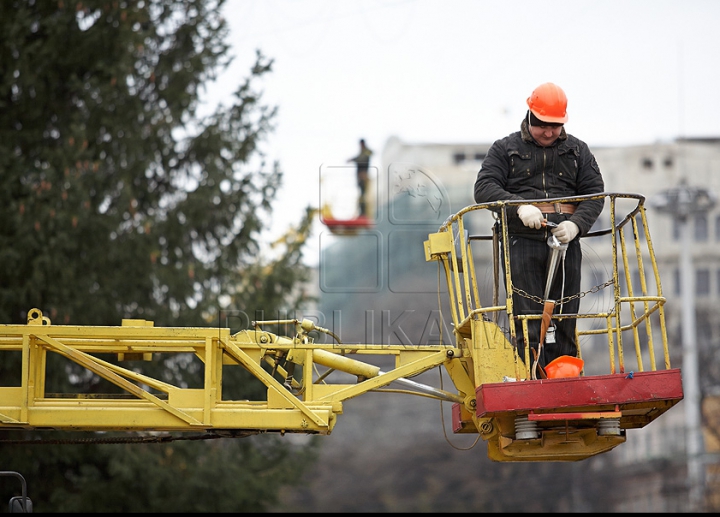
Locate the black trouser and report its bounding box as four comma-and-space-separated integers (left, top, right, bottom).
502, 235, 582, 367
357, 169, 368, 216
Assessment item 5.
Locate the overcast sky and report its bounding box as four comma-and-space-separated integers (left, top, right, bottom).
204, 0, 720, 242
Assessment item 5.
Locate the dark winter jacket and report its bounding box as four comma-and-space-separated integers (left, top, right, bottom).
473, 117, 605, 241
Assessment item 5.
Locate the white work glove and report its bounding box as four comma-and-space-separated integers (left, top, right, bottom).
517, 205, 544, 229
552, 221, 579, 243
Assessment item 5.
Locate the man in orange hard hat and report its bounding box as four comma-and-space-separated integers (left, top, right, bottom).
473, 82, 605, 368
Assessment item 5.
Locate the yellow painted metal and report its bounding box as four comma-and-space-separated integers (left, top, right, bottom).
469, 318, 519, 385
0, 193, 682, 463
488, 428, 626, 462
0, 310, 470, 435
424, 230, 452, 259
638, 205, 672, 370
425, 193, 680, 461
311, 350, 381, 379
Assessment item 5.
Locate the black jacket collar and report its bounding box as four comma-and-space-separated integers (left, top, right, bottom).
520, 118, 568, 145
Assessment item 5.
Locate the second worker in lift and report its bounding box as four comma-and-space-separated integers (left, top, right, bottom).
473, 82, 605, 367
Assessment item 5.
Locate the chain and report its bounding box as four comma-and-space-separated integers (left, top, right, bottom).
511, 278, 614, 306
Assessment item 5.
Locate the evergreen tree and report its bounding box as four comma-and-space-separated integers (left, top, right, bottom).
0, 0, 318, 511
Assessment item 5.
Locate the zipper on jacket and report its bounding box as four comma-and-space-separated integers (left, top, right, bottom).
542, 149, 549, 239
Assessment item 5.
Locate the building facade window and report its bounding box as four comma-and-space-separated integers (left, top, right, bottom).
673, 215, 710, 242
696, 268, 710, 296
675, 267, 711, 296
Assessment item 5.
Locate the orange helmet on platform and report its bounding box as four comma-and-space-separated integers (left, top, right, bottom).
545, 355, 584, 379
527, 82, 568, 124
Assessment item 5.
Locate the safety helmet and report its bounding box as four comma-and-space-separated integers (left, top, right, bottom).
526, 83, 568, 124
544, 355, 584, 379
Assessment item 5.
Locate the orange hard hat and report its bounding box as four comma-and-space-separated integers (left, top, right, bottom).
545, 355, 584, 379
527, 83, 569, 124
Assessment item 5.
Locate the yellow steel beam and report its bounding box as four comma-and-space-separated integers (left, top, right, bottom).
37, 333, 205, 428
314, 349, 451, 403
221, 339, 330, 428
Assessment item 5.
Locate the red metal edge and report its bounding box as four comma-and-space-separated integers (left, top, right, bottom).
452, 402, 478, 433
452, 403, 464, 432
476, 369, 684, 417
321, 216, 373, 229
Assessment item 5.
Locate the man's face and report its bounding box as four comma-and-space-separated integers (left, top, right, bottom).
529, 123, 563, 147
